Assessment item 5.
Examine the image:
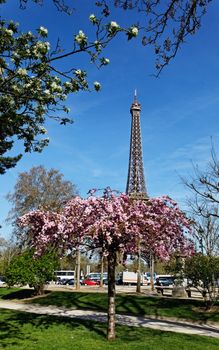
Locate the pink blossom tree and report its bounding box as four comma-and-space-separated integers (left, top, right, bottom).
18, 188, 193, 341
135, 196, 193, 260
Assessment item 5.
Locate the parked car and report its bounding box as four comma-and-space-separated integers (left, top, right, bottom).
63, 278, 74, 286
0, 276, 5, 286
155, 276, 174, 286
63, 278, 83, 286
59, 278, 69, 285
86, 273, 108, 283
82, 278, 99, 286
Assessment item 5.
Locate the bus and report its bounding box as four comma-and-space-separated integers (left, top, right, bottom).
54, 270, 75, 283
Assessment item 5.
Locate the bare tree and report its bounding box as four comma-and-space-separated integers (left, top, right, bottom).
184, 147, 219, 219
6, 165, 78, 238
0, 237, 20, 274
183, 146, 219, 256
192, 214, 219, 256
98, 0, 213, 76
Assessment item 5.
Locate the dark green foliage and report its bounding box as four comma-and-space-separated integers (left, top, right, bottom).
184, 254, 219, 287
184, 254, 219, 308
5, 249, 58, 294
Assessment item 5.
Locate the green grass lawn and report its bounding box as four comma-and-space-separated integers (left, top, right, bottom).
1, 287, 219, 323
0, 308, 219, 350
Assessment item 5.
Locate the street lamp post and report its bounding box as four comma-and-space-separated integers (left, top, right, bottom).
172, 254, 187, 298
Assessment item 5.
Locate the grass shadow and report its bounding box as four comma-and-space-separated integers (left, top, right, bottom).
1, 288, 50, 300
1, 309, 219, 350
1, 288, 219, 324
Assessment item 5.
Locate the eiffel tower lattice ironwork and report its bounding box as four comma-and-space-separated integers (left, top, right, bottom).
126, 92, 148, 199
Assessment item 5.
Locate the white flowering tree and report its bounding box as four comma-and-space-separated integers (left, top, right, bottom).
1, 0, 212, 174
0, 4, 139, 174
20, 0, 212, 75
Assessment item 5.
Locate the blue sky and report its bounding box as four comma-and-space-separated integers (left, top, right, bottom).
1, 1, 219, 239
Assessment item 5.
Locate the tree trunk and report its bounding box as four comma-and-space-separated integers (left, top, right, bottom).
75, 247, 81, 290
150, 253, 155, 291
100, 253, 104, 288
34, 284, 44, 295
107, 250, 117, 341
136, 241, 141, 293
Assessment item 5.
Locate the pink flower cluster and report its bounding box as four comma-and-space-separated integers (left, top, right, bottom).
17, 191, 194, 260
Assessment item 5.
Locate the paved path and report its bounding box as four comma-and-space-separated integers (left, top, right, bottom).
1, 300, 219, 339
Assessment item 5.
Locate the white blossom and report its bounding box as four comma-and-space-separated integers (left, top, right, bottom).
54, 76, 60, 83
109, 21, 120, 30
94, 40, 102, 52
75, 30, 87, 46
51, 82, 62, 93
12, 84, 20, 92
44, 42, 50, 51
64, 81, 72, 88
33, 41, 50, 56
39, 126, 47, 134
17, 68, 27, 76
39, 26, 48, 37
44, 89, 51, 96
25, 83, 32, 88
60, 94, 67, 100
5, 29, 13, 36
75, 69, 82, 76
94, 81, 101, 91
12, 52, 19, 58
89, 14, 97, 23
131, 27, 138, 37
101, 58, 110, 65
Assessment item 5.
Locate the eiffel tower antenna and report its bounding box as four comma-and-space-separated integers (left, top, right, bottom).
126, 92, 147, 199
134, 89, 137, 102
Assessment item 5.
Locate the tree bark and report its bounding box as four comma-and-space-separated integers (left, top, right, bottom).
100, 253, 104, 288
34, 284, 44, 295
136, 241, 141, 293
107, 250, 117, 340
150, 253, 155, 291
75, 246, 81, 290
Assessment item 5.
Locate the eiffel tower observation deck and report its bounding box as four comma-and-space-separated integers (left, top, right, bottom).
126, 92, 148, 200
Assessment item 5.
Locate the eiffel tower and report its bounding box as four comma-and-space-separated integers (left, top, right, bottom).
126, 92, 148, 199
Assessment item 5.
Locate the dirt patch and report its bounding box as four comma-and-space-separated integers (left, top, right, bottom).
193, 305, 219, 313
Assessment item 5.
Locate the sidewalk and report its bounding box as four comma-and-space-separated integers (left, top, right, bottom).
1, 299, 219, 339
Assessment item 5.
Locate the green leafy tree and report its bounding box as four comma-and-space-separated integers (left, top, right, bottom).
5, 249, 58, 295
0, 0, 212, 172
184, 254, 219, 309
